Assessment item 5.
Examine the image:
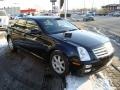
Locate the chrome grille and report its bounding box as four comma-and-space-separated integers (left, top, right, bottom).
93, 46, 108, 58
93, 42, 114, 59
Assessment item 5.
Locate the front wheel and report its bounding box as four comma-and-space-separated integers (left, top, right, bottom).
50, 50, 69, 77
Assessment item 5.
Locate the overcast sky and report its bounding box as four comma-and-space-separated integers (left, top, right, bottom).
0, 0, 119, 10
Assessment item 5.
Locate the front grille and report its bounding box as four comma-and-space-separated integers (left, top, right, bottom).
93, 46, 108, 58
92, 42, 114, 59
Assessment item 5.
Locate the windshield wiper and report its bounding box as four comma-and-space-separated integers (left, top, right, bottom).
52, 29, 77, 34
69, 29, 78, 31
52, 30, 67, 34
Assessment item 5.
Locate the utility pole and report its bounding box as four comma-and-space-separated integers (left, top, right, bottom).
52, 2, 55, 13
92, 0, 94, 11
64, 0, 67, 19
50, 0, 57, 13
84, 0, 85, 14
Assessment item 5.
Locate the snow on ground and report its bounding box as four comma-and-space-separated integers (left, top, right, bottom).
66, 72, 112, 90
66, 75, 93, 90
0, 34, 7, 47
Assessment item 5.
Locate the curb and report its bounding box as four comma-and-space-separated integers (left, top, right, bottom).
111, 56, 120, 72
111, 64, 120, 72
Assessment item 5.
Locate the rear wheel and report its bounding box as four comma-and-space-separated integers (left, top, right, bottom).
50, 50, 69, 77
7, 37, 17, 52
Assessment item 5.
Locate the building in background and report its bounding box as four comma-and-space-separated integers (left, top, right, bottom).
102, 4, 120, 13
1, 7, 20, 16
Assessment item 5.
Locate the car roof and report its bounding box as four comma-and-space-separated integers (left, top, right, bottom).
23, 16, 61, 20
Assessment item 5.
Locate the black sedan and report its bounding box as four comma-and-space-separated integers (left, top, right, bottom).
7, 16, 114, 76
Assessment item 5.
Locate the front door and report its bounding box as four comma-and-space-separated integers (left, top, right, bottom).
24, 19, 54, 58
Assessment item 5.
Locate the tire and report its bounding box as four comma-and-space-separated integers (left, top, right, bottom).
7, 37, 17, 52
50, 50, 69, 77
92, 18, 94, 21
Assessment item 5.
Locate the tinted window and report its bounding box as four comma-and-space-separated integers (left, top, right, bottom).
16, 19, 26, 27
39, 19, 78, 34
26, 20, 39, 30
13, 19, 27, 31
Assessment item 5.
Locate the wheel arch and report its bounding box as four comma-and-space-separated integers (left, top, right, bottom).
48, 48, 68, 59
48, 44, 77, 61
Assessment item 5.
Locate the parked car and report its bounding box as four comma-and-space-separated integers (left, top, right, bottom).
113, 12, 120, 17
108, 12, 114, 16
83, 14, 94, 21
0, 10, 9, 30
14, 14, 25, 20
7, 16, 114, 76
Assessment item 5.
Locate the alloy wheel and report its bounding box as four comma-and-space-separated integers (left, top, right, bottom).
51, 55, 65, 74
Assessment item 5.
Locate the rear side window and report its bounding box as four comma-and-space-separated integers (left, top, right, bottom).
15, 19, 26, 27
15, 19, 26, 29
0, 11, 6, 16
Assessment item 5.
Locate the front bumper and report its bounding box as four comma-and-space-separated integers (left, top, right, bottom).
70, 54, 113, 76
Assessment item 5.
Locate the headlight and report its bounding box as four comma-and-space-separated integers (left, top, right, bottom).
77, 47, 91, 61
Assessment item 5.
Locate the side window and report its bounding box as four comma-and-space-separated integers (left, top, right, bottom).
15, 19, 26, 29
26, 20, 39, 30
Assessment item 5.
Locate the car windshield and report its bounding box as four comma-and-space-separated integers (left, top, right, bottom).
0, 11, 6, 16
40, 18, 78, 34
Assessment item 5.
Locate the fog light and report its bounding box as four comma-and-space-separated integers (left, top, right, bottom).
85, 69, 91, 73
85, 65, 92, 68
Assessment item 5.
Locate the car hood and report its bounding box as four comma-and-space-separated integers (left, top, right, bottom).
51, 30, 110, 49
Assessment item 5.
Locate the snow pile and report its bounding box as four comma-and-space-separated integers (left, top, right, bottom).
66, 75, 92, 90
65, 73, 112, 90
0, 33, 8, 48
93, 72, 112, 90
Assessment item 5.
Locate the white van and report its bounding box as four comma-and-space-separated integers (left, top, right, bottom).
0, 10, 9, 30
